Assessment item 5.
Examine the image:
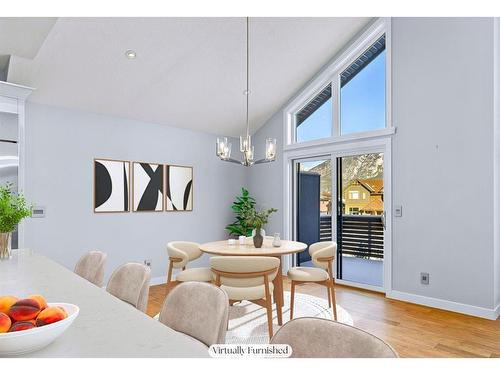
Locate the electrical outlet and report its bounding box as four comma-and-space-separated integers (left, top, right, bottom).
420, 272, 429, 285
144, 259, 152, 268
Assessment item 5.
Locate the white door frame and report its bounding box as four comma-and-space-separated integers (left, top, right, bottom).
282, 136, 393, 294
0, 82, 34, 250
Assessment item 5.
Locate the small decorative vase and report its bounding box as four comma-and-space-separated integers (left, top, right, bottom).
0, 232, 12, 260
252, 228, 266, 237
272, 233, 281, 247
253, 230, 263, 248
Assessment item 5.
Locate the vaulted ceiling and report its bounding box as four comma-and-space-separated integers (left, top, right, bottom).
2, 17, 372, 136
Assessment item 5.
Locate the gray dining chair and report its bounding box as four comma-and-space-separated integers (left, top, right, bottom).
106, 262, 151, 312
159, 281, 229, 347
74, 250, 107, 287
270, 317, 398, 358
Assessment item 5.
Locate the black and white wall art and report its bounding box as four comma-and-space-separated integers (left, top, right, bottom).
94, 159, 130, 213
133, 162, 164, 212
165, 165, 193, 211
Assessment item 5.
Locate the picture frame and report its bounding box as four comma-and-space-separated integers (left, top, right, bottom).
165, 164, 193, 212
93, 158, 130, 213
132, 161, 164, 212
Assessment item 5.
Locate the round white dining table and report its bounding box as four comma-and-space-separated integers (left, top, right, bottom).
199, 238, 307, 326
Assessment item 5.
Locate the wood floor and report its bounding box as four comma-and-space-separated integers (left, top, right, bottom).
147, 279, 500, 358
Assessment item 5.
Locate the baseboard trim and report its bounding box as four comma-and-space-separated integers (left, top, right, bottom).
387, 290, 499, 320
150, 276, 167, 286
494, 302, 500, 319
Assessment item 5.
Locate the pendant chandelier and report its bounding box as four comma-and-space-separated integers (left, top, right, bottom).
216, 17, 277, 167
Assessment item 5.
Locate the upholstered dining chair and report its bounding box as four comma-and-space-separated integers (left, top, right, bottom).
159, 281, 229, 347
166, 242, 212, 285
210, 256, 280, 339
106, 262, 151, 313
74, 250, 107, 287
287, 241, 337, 320
270, 317, 398, 358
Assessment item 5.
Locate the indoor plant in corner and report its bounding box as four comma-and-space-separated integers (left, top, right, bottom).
0, 184, 32, 260
244, 207, 277, 248
225, 188, 256, 237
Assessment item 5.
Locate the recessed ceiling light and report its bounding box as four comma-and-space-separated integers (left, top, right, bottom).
125, 50, 137, 59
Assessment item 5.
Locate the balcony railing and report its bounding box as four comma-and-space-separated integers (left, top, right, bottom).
320, 214, 384, 259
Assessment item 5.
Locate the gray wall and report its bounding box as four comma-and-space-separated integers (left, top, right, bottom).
249, 18, 498, 311
24, 103, 246, 282
391, 18, 494, 309
495, 18, 500, 309
247, 110, 284, 234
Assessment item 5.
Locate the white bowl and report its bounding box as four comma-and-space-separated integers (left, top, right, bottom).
0, 302, 79, 356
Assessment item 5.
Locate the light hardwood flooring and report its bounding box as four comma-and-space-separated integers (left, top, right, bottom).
147, 279, 500, 358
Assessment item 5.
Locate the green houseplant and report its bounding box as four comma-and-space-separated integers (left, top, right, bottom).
0, 184, 32, 259
225, 188, 256, 237
243, 207, 277, 248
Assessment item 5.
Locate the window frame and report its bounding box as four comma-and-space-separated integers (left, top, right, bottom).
284, 18, 393, 151
294, 82, 334, 143
349, 191, 360, 200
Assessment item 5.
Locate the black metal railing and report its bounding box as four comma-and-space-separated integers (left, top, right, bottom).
320, 214, 384, 259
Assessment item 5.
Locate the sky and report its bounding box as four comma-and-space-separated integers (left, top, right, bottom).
296, 50, 386, 142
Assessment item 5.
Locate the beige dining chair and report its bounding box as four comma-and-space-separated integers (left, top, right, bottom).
287, 241, 337, 320
159, 281, 229, 347
210, 256, 280, 339
74, 250, 107, 287
106, 262, 151, 312
166, 242, 212, 285
270, 317, 398, 358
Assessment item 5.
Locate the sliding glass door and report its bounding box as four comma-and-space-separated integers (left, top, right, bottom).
292, 150, 387, 291
336, 153, 384, 287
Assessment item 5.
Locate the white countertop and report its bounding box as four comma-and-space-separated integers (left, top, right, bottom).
0, 250, 209, 357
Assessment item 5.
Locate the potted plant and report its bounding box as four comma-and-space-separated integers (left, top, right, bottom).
0, 184, 32, 259
243, 207, 277, 248
225, 188, 256, 237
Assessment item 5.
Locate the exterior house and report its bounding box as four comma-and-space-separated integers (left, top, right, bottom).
343, 179, 384, 215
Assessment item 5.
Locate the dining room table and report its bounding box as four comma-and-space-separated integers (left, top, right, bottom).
0, 250, 209, 357
199, 238, 307, 326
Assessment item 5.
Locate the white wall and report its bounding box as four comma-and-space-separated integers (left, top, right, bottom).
250, 17, 499, 317
23, 103, 246, 283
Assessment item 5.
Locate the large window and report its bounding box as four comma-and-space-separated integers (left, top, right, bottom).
286, 20, 389, 147
340, 35, 386, 135
295, 85, 332, 143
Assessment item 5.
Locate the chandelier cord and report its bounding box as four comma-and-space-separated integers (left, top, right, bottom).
245, 16, 249, 138
215, 17, 275, 166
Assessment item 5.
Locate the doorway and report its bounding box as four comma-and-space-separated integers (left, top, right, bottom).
291, 148, 389, 292
336, 153, 384, 287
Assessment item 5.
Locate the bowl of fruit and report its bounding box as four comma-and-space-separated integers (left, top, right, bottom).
0, 295, 79, 356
